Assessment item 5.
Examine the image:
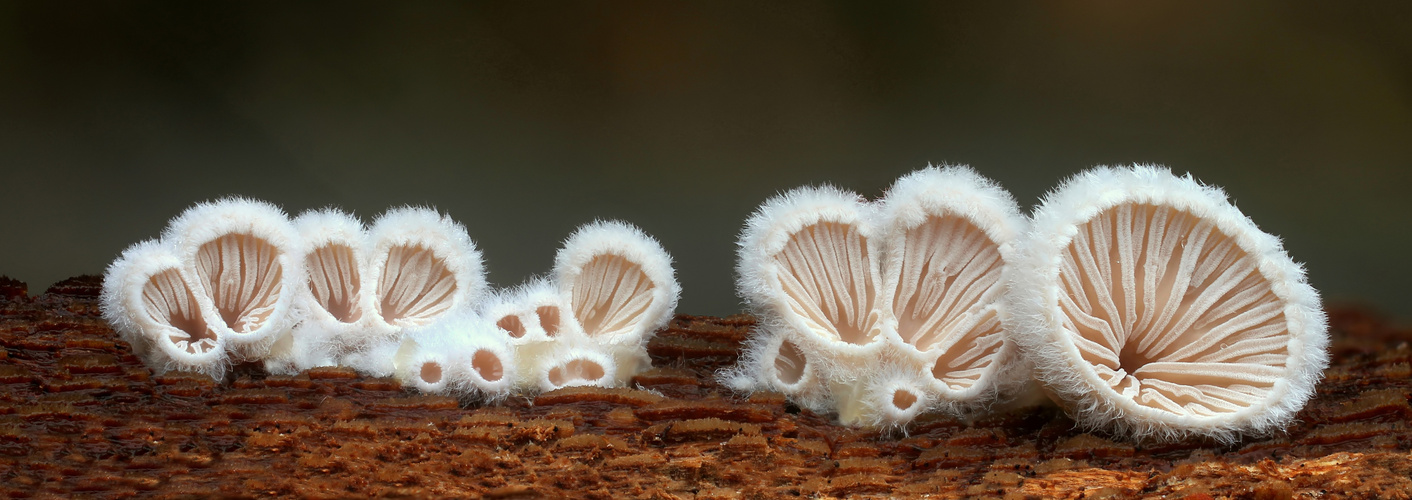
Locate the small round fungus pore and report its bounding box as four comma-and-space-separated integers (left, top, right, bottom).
497, 315, 526, 338
536, 306, 561, 336
419, 361, 443, 384
892, 389, 919, 411
774, 340, 808, 385
547, 359, 607, 387
471, 349, 504, 382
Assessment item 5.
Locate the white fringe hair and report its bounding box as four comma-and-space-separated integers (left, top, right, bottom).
1004, 164, 1328, 443
727, 165, 1029, 428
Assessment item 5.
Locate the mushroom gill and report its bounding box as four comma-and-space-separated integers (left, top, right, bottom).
1009, 165, 1328, 442
1061, 203, 1288, 417
773, 221, 881, 346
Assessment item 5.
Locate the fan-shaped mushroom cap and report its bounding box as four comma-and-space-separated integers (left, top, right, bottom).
294, 209, 369, 328
552, 220, 678, 383
729, 166, 1028, 427
737, 185, 887, 362
101, 239, 228, 378
265, 208, 371, 375
164, 198, 304, 361
875, 166, 1030, 409
1006, 165, 1329, 442
322, 206, 486, 377
365, 206, 486, 330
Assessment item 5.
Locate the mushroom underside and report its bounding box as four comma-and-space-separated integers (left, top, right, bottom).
1057, 203, 1289, 416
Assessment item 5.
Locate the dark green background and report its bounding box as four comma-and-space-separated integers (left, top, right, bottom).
2, 2, 1409, 320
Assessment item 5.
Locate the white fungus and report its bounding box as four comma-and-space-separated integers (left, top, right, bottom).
726, 166, 1028, 428
275, 206, 487, 377
102, 198, 304, 379
393, 312, 516, 399
1005, 165, 1329, 442
102, 201, 675, 398
484, 220, 681, 392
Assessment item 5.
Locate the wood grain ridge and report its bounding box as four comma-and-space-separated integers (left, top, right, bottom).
1, 275, 1410, 499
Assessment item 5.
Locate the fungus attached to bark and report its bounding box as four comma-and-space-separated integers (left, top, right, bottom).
272, 206, 487, 377
1006, 165, 1329, 442
728, 166, 1027, 427
102, 198, 304, 378
471, 221, 680, 393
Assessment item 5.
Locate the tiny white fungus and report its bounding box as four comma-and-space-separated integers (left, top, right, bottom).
1005, 165, 1329, 442
727, 166, 1028, 427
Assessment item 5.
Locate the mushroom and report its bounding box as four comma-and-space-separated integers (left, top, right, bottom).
269, 206, 487, 377
728, 166, 1028, 427
1006, 165, 1329, 442
484, 220, 680, 391
102, 239, 228, 378
102, 198, 303, 378
393, 312, 515, 398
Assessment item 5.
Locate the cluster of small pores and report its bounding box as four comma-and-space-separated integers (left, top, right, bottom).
101, 164, 1328, 443
101, 203, 679, 402
723, 165, 1328, 443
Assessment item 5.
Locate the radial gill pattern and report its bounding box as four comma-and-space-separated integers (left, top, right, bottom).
305, 241, 362, 323
888, 215, 1008, 394
471, 221, 680, 393
102, 201, 677, 401
102, 198, 303, 379
272, 206, 486, 378
193, 233, 285, 336
728, 166, 1027, 428
1008, 165, 1329, 442
143, 266, 217, 356
772, 221, 881, 346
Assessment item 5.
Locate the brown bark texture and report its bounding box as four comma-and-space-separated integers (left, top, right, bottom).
1, 275, 1410, 499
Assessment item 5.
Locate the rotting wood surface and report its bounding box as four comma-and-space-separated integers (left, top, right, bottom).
1, 276, 1411, 499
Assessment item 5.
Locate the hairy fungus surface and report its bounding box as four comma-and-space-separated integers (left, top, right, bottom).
772, 221, 880, 346
731, 166, 1027, 426
1062, 203, 1288, 417
1009, 166, 1329, 442
102, 198, 302, 378
304, 243, 363, 323
2, 275, 1408, 498
142, 268, 217, 355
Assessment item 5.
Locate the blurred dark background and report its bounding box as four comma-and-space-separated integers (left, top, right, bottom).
1, 2, 1409, 319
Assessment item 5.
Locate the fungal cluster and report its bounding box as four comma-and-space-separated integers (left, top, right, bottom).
724, 165, 1329, 442
99, 163, 1329, 443
402, 221, 679, 397
1006, 166, 1328, 442
101, 201, 678, 401
723, 167, 1029, 428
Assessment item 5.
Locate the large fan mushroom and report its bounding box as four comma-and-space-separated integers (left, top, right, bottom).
1006, 165, 1329, 442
